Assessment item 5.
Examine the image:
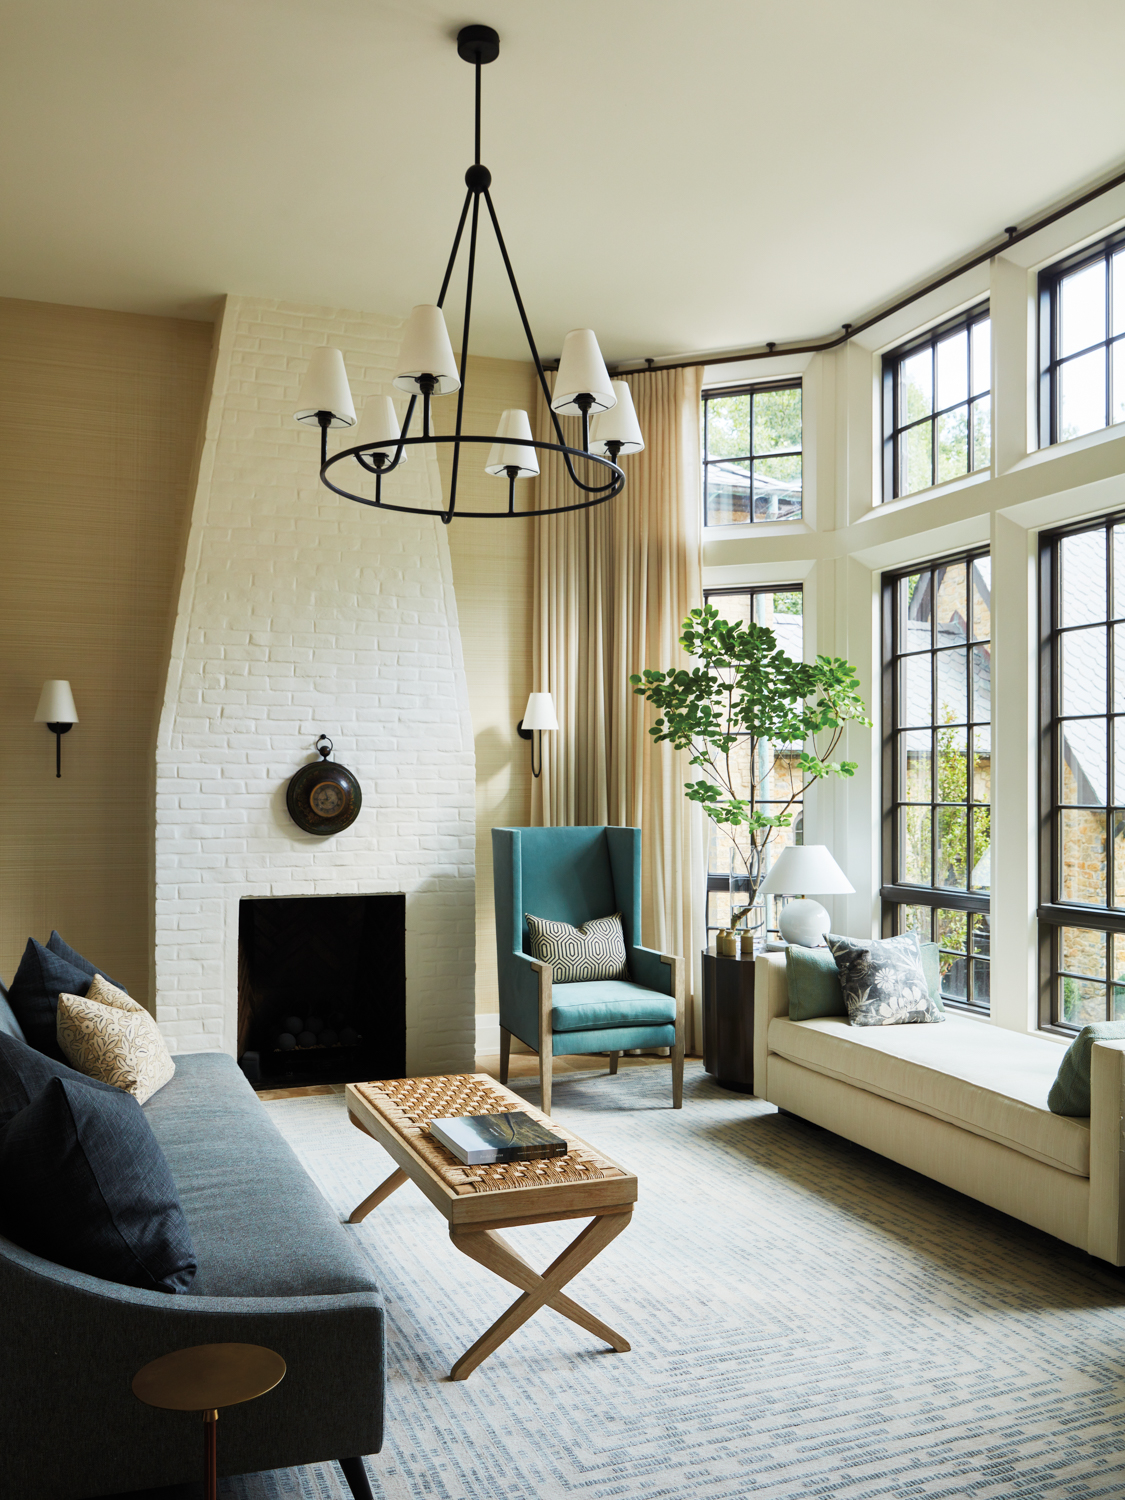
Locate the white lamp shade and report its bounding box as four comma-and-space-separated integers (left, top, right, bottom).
393, 305, 461, 396
550, 330, 616, 416
521, 692, 559, 731
589, 381, 645, 456
758, 844, 855, 897
485, 409, 539, 478
34, 680, 78, 724
351, 395, 407, 467
294, 347, 357, 429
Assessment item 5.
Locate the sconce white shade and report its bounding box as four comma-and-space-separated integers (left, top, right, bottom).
294, 347, 357, 429
485, 409, 539, 478
351, 395, 408, 467
34, 680, 78, 724
590, 381, 645, 457
758, 844, 854, 896
550, 330, 616, 416
393, 305, 461, 395
521, 692, 559, 731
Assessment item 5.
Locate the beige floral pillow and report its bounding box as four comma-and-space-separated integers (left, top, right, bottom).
56, 974, 175, 1105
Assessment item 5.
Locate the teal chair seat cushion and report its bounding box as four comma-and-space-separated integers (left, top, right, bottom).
550, 980, 676, 1033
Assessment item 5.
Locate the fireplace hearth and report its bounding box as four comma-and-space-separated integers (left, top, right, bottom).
237, 893, 406, 1089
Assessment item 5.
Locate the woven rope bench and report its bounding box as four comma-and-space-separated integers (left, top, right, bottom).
345, 1073, 638, 1379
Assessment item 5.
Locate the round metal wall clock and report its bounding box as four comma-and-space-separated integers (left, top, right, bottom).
286, 735, 362, 836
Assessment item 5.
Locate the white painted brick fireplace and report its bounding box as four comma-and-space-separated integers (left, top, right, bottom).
155, 294, 476, 1075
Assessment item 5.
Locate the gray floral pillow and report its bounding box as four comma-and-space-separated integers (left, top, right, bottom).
826, 932, 944, 1027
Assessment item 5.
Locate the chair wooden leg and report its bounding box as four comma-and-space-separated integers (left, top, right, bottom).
539, 1046, 552, 1117
672, 1040, 684, 1108
499, 1026, 511, 1085
608, 1051, 619, 1076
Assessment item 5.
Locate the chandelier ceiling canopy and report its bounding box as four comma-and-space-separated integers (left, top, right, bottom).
293, 24, 643, 525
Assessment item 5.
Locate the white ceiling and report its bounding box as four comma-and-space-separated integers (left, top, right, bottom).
2, 0, 1125, 363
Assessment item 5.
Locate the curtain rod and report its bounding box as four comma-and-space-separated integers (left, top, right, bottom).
587, 161, 1125, 378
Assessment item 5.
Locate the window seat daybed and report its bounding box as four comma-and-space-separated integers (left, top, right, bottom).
754, 952, 1125, 1265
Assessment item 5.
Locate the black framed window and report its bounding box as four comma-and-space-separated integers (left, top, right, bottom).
1039, 515, 1125, 1029
882, 306, 991, 500
1038, 232, 1125, 448
882, 551, 992, 1011
703, 584, 803, 944
703, 382, 801, 526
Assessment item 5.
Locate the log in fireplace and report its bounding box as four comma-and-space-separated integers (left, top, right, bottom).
237, 893, 405, 1089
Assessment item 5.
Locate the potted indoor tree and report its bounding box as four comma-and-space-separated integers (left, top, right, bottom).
630, 602, 872, 945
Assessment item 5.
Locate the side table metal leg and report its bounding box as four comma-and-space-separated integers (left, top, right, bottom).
340, 1455, 376, 1500
203, 1410, 218, 1500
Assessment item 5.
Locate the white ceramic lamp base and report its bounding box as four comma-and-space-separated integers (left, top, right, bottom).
778, 898, 831, 948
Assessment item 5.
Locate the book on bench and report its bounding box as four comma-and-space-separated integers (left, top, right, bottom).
429, 1110, 568, 1166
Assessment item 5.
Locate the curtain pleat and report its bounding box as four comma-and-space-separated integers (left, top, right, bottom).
530, 367, 706, 1048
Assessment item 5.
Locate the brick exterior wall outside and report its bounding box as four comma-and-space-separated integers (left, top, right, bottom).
154, 296, 476, 1074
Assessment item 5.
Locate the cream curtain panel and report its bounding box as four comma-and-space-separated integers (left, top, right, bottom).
530, 367, 706, 1049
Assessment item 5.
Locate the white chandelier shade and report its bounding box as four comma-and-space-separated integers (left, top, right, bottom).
294, 348, 357, 429
351, 395, 408, 467
550, 330, 616, 416
393, 305, 461, 396
590, 381, 645, 457
485, 409, 539, 478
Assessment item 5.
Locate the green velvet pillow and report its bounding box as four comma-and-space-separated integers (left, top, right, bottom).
786, 946, 846, 1021
1048, 1020, 1125, 1116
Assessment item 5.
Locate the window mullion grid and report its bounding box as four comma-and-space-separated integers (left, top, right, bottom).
930, 341, 938, 490
1108, 248, 1114, 433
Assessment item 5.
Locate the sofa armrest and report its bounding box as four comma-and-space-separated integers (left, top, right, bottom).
754, 953, 788, 1099
1088, 1038, 1125, 1265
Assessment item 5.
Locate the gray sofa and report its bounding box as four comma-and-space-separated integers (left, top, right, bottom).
0, 982, 385, 1500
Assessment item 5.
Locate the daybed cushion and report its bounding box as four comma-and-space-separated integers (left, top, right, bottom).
144, 1052, 379, 1300
768, 1012, 1088, 1175
550, 979, 676, 1032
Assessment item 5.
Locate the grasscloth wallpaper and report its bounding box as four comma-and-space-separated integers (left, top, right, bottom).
0, 297, 213, 1005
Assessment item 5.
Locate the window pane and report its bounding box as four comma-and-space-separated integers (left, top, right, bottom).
705, 462, 751, 525
942, 952, 968, 1003
971, 395, 991, 472
970, 645, 991, 723
1060, 259, 1107, 357
900, 423, 932, 495
971, 556, 991, 641
1115, 815, 1125, 909
752, 455, 802, 522
901, 349, 932, 420
1060, 975, 1106, 1025
753, 387, 801, 455
1113, 251, 1125, 337
973, 726, 991, 801
1114, 721, 1125, 804
1062, 925, 1106, 978
900, 730, 932, 801
936, 330, 969, 409
937, 805, 968, 889
936, 407, 969, 484
971, 806, 991, 891
1060, 347, 1108, 441
972, 913, 991, 958
1060, 528, 1107, 627
971, 319, 991, 395
705, 395, 749, 459
936, 907, 967, 951
902, 572, 932, 649
934, 561, 968, 645
901, 653, 932, 725
1060, 719, 1108, 805
1113, 339, 1125, 427
937, 726, 968, 800
900, 806, 931, 885
1061, 808, 1107, 904
1060, 626, 1107, 716
972, 959, 990, 1009
936, 649, 968, 724
898, 904, 931, 941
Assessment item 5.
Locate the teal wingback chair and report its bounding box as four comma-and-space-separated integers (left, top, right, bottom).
492, 826, 684, 1113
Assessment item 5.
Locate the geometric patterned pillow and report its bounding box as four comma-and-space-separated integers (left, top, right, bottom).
826, 931, 945, 1028
525, 912, 628, 983
55, 974, 175, 1105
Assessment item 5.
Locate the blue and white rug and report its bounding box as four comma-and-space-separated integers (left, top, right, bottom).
219, 1062, 1125, 1499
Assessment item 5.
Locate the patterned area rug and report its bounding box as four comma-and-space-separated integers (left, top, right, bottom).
216, 1062, 1125, 1499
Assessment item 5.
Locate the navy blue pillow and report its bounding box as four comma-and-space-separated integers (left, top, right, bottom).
0, 1030, 116, 1128
0, 974, 26, 1043
46, 930, 123, 989
0, 1076, 196, 1294
6, 938, 125, 1062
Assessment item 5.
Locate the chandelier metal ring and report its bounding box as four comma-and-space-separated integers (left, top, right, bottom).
294, 23, 644, 524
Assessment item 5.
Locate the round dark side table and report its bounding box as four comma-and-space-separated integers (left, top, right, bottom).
133, 1342, 286, 1500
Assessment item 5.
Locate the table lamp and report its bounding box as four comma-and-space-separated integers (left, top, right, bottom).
758, 844, 854, 947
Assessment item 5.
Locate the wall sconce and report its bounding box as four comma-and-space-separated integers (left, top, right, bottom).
34, 680, 78, 778
517, 692, 558, 779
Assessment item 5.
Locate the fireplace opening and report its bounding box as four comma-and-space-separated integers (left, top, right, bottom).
237, 893, 406, 1089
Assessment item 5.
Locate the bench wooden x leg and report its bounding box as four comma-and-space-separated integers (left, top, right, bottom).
447, 1208, 632, 1380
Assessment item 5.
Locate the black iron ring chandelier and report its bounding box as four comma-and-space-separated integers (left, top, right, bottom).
293, 24, 643, 524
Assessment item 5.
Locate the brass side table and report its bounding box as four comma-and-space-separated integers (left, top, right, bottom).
133, 1342, 286, 1500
